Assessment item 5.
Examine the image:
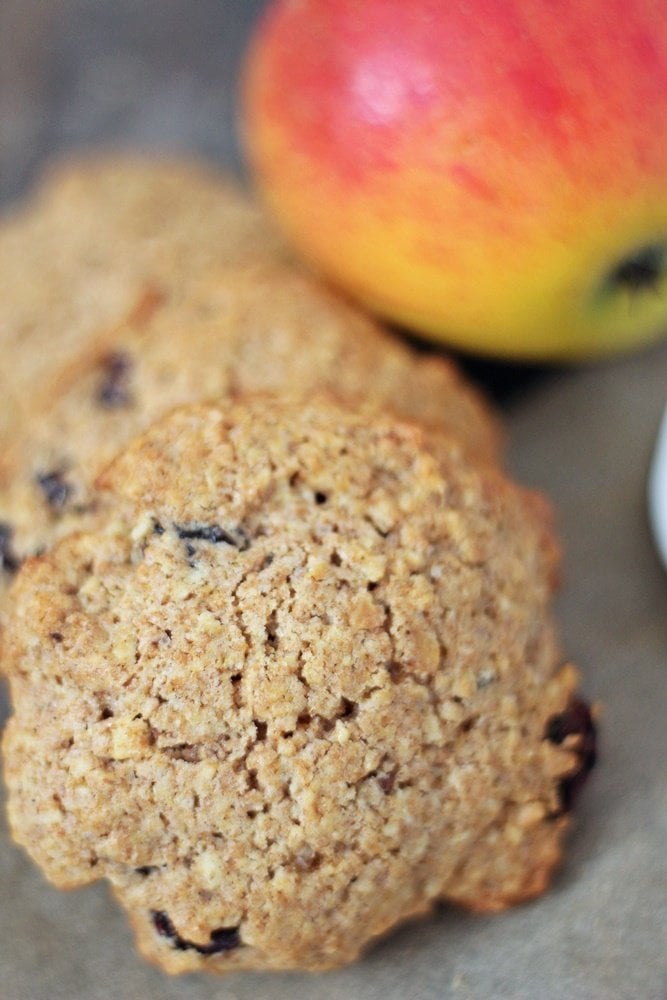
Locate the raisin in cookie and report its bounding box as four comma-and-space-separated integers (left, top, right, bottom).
0, 260, 500, 613
2, 397, 594, 976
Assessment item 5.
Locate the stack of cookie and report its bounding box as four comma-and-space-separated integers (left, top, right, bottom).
0, 158, 594, 976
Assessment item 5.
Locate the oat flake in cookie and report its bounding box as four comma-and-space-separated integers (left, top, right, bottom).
1, 398, 595, 976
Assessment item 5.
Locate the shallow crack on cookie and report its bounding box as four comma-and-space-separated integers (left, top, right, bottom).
175, 523, 251, 549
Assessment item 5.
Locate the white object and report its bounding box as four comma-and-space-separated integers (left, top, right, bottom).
648, 403, 667, 569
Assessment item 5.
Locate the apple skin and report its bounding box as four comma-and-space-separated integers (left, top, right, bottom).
242, 0, 667, 361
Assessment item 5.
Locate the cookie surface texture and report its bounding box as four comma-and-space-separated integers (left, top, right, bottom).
0, 155, 283, 414
0, 155, 497, 445
2, 398, 587, 976
0, 243, 500, 611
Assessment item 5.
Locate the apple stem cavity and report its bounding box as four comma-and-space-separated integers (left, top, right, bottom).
607, 243, 666, 295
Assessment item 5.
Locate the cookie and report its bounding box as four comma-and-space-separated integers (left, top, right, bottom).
2, 397, 594, 976
0, 154, 285, 414
0, 372, 20, 442
0, 260, 500, 615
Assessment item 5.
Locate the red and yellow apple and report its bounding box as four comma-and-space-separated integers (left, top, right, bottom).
242, 0, 667, 361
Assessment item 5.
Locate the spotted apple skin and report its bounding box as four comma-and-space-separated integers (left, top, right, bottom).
243, 0, 667, 360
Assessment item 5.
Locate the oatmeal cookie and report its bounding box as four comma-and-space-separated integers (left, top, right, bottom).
2, 397, 594, 976
0, 260, 500, 613
0, 154, 285, 414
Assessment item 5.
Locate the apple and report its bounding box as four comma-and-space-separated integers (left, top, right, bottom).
242, 0, 667, 361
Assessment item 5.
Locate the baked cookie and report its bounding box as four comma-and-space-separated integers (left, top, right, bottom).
0, 260, 500, 614
0, 372, 20, 443
2, 397, 595, 976
0, 154, 285, 415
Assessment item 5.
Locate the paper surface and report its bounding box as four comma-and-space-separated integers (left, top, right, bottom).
1, 2, 666, 997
